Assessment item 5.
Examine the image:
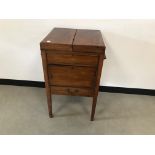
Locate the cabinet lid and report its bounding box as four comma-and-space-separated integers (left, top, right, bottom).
40, 28, 76, 51
73, 29, 105, 52
40, 27, 105, 53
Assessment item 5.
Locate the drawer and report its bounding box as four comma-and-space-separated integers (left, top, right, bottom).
51, 86, 93, 97
48, 65, 96, 88
47, 53, 98, 66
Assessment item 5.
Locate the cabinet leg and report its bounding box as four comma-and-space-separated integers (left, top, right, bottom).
90, 96, 97, 121
47, 89, 53, 118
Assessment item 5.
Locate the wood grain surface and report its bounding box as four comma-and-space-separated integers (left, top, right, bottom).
40, 28, 76, 51
40, 27, 106, 121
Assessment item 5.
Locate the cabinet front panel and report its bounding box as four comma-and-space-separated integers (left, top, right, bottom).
47, 53, 98, 66
51, 86, 93, 97
48, 65, 96, 88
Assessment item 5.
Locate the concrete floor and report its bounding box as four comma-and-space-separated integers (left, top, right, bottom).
0, 85, 155, 135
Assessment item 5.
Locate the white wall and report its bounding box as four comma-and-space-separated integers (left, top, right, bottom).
0, 19, 155, 89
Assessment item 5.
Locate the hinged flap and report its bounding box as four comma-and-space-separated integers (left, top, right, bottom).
40, 28, 76, 51
73, 29, 105, 52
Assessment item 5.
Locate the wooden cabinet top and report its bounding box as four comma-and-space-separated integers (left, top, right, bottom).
40, 27, 106, 52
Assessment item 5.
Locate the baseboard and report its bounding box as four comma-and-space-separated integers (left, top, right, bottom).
99, 86, 155, 96
0, 78, 155, 96
0, 79, 45, 88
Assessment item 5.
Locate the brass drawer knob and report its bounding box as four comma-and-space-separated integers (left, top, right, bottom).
67, 89, 79, 94
67, 89, 71, 94
74, 89, 79, 93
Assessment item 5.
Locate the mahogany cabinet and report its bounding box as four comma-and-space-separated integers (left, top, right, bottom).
40, 28, 106, 121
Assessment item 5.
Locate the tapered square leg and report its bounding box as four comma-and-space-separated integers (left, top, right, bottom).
41, 51, 53, 118
47, 89, 53, 118
90, 96, 97, 121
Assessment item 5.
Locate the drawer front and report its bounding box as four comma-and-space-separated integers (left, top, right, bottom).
48, 65, 96, 88
51, 86, 93, 97
47, 53, 98, 66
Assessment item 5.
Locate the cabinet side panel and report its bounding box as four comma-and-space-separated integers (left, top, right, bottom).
94, 53, 105, 96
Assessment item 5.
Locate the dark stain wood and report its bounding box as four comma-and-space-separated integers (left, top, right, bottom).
73, 29, 106, 52
48, 65, 96, 88
40, 27, 106, 121
41, 50, 53, 118
47, 53, 98, 66
40, 28, 76, 51
51, 86, 93, 97
91, 54, 104, 121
